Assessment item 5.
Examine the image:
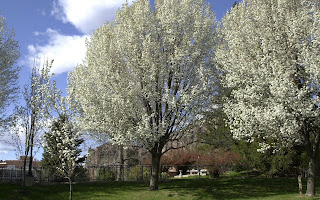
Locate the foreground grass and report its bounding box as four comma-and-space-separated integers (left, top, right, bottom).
1, 177, 320, 200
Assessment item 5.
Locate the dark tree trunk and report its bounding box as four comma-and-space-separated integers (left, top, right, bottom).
27, 112, 36, 177
27, 142, 33, 176
306, 156, 317, 196
22, 154, 27, 187
149, 152, 161, 191
305, 129, 320, 197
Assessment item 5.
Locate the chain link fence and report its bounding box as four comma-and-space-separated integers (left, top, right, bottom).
0, 164, 249, 184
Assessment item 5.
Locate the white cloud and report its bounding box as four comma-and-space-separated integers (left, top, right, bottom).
25, 28, 89, 74
0, 150, 9, 155
0, 138, 16, 158
0, 144, 14, 153
51, 0, 133, 34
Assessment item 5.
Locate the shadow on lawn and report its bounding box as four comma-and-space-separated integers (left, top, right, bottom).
1, 178, 320, 200
73, 181, 149, 199
159, 177, 319, 199
0, 181, 150, 200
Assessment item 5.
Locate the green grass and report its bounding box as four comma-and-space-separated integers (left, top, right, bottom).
1, 177, 320, 200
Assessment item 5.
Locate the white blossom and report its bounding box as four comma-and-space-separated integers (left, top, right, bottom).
216, 0, 320, 196
68, 0, 218, 150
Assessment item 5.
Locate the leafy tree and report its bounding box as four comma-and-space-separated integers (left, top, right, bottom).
0, 13, 20, 119
68, 0, 218, 190
7, 59, 66, 186
216, 0, 320, 196
5, 61, 53, 186
42, 114, 81, 200
200, 105, 233, 148
42, 114, 84, 180
233, 141, 306, 177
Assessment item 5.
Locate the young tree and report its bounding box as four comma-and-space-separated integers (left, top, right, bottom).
6, 60, 61, 186
68, 0, 218, 190
0, 13, 20, 119
3, 62, 49, 187
42, 114, 83, 180
216, 0, 320, 196
42, 114, 81, 200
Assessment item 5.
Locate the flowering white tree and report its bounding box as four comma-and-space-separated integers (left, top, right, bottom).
216, 0, 320, 196
6, 61, 55, 187
42, 114, 80, 200
68, 0, 218, 190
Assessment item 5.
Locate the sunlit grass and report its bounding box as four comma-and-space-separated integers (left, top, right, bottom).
1, 177, 320, 200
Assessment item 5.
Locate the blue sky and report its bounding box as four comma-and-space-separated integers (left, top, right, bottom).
0, 0, 236, 160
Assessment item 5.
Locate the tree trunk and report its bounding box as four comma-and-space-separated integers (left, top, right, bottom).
306, 156, 317, 196
149, 152, 161, 191
117, 145, 124, 181
22, 156, 27, 187
27, 114, 36, 177
27, 147, 33, 176
67, 177, 73, 200
305, 130, 320, 197
22, 144, 29, 187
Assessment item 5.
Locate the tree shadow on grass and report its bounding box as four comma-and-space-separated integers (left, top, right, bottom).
159, 177, 320, 200
0, 181, 149, 200
2, 178, 320, 200
73, 181, 149, 200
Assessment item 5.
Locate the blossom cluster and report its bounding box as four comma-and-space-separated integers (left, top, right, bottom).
68, 0, 218, 151
216, 0, 320, 151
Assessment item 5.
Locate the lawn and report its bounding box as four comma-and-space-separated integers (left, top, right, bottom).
1, 177, 320, 200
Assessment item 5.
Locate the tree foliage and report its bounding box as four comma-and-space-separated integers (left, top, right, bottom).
42, 114, 83, 180
0, 13, 20, 117
68, 0, 218, 190
216, 0, 320, 196
233, 141, 306, 177
42, 114, 81, 200
6, 61, 54, 182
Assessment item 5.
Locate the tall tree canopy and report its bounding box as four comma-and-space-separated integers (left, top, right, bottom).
216, 0, 320, 196
68, 0, 218, 190
0, 14, 20, 117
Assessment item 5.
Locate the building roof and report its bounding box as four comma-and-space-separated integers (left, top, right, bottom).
2, 156, 41, 168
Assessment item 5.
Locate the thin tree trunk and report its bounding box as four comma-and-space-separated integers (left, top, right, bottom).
67, 177, 73, 200
149, 152, 161, 191
23, 156, 27, 187
22, 132, 30, 187
27, 142, 33, 176
27, 113, 36, 177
